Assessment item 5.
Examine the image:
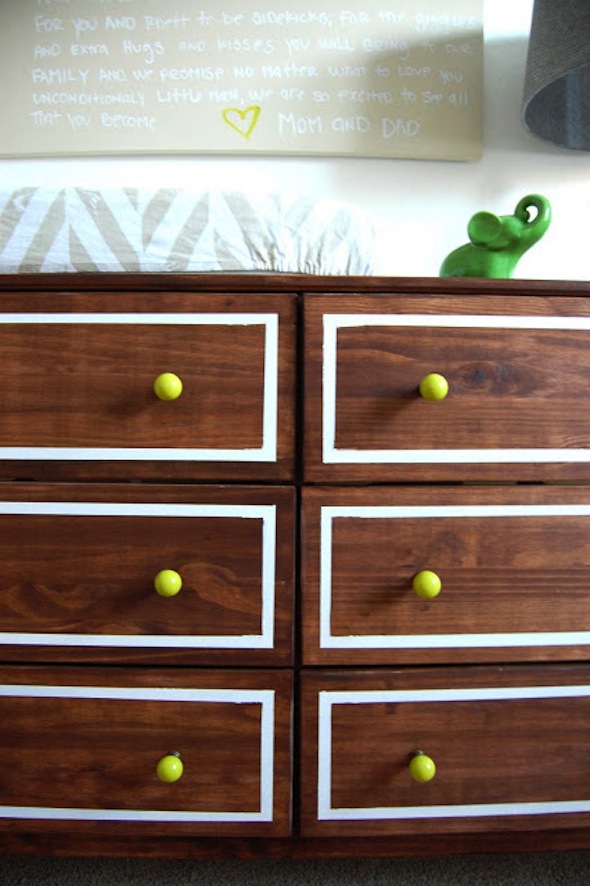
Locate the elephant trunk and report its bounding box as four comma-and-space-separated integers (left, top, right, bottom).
514, 194, 552, 249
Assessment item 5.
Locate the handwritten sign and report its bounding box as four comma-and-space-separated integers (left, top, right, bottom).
0, 0, 483, 160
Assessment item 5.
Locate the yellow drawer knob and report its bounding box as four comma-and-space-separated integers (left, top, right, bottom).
419, 373, 449, 401
156, 751, 184, 783
412, 570, 442, 600
154, 569, 183, 598
409, 751, 436, 783
153, 372, 183, 401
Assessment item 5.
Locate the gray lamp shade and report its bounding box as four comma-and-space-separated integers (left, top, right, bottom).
522, 0, 590, 149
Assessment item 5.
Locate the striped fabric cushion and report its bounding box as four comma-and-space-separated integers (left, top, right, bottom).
0, 188, 376, 275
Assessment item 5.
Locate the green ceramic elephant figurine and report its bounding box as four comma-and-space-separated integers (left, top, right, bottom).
440, 194, 552, 278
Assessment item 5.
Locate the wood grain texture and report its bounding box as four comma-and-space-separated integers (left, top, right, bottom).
0, 290, 296, 483
6, 829, 590, 858
0, 483, 294, 666
1, 272, 590, 295
301, 485, 590, 665
303, 293, 590, 482
0, 666, 292, 839
300, 665, 590, 837
2, 274, 590, 855
0, 323, 265, 447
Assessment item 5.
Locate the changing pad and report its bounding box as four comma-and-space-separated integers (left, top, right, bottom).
0, 188, 376, 275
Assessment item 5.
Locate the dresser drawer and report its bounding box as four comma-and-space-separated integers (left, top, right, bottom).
0, 666, 291, 837
0, 291, 295, 482
0, 484, 294, 666
304, 294, 590, 482
302, 486, 590, 665
300, 665, 590, 836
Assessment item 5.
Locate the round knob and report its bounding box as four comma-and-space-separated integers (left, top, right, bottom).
154, 569, 183, 598
412, 570, 442, 600
156, 751, 184, 783
153, 372, 183, 401
419, 373, 449, 401
409, 751, 436, 783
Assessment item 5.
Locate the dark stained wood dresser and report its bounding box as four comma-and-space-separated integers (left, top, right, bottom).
2, 273, 590, 858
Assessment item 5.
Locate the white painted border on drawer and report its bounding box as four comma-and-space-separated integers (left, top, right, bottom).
322, 314, 590, 465
0, 684, 275, 822
0, 313, 278, 462
318, 685, 590, 821
0, 501, 276, 650
320, 504, 590, 650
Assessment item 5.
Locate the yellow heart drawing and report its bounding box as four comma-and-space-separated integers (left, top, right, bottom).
222, 105, 261, 140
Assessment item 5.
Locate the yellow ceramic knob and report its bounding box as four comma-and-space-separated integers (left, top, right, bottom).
419, 373, 449, 402
409, 751, 436, 783
156, 751, 184, 783
412, 570, 442, 600
153, 372, 183, 401
154, 569, 183, 598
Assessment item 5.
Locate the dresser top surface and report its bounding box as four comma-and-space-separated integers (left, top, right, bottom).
0, 273, 589, 296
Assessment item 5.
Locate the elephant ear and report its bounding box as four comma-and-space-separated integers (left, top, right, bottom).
468, 211, 501, 246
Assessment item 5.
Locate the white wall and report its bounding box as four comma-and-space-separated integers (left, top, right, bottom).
2, 0, 589, 280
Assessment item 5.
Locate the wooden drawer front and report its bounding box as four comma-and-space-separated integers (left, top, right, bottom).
0, 484, 294, 666
0, 292, 295, 482
302, 486, 590, 665
304, 295, 590, 482
0, 668, 291, 837
300, 666, 590, 836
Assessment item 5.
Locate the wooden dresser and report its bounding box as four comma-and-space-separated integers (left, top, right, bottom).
2, 273, 590, 858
